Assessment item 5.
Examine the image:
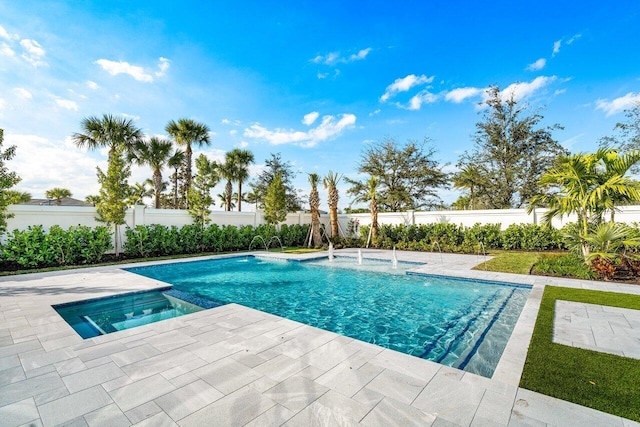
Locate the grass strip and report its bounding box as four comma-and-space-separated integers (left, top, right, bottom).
520, 286, 640, 422
474, 250, 545, 274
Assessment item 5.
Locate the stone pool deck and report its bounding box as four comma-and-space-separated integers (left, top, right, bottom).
0, 249, 638, 426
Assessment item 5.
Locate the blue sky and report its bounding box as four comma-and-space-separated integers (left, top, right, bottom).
1, 0, 639, 210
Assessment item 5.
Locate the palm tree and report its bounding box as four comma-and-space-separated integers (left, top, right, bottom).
218, 159, 236, 211
227, 149, 254, 212
73, 114, 143, 156
529, 148, 640, 258
127, 182, 153, 206
165, 118, 211, 204
167, 150, 185, 208
85, 195, 100, 207
72, 114, 144, 256
217, 191, 237, 210
323, 171, 342, 239
45, 187, 72, 205
308, 173, 322, 247
129, 137, 174, 208
452, 165, 484, 210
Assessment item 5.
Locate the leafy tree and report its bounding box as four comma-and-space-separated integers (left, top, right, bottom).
72, 114, 144, 256
264, 172, 287, 225
187, 154, 218, 225
0, 128, 22, 235
249, 153, 303, 211
228, 149, 254, 212
458, 86, 566, 208
129, 137, 174, 208
95, 148, 131, 256
323, 171, 342, 239
45, 187, 72, 206
599, 102, 640, 171
346, 137, 448, 211
165, 118, 211, 206
529, 148, 640, 259
308, 173, 322, 247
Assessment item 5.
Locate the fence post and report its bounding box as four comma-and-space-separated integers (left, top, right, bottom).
133, 204, 145, 227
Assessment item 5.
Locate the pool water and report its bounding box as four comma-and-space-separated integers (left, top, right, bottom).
54, 288, 207, 339
126, 256, 530, 377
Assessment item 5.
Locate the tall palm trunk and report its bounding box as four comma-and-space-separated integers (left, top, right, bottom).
237, 181, 243, 212
153, 169, 162, 208
184, 144, 192, 207
225, 180, 232, 211
371, 194, 379, 242
308, 174, 322, 247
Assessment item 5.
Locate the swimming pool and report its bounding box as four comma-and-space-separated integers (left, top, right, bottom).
126, 255, 530, 377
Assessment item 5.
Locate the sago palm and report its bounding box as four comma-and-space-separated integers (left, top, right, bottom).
308, 173, 322, 247
129, 137, 174, 208
323, 171, 342, 239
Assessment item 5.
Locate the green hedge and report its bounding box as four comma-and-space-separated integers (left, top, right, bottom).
354, 222, 569, 253
123, 223, 309, 259
1, 225, 113, 268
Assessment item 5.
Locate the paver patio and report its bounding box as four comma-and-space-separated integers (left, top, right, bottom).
1, 249, 639, 426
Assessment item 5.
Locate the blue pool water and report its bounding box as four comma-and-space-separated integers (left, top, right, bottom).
54, 288, 208, 339
126, 256, 530, 377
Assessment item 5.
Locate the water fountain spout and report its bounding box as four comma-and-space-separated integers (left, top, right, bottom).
249, 235, 268, 251
267, 236, 285, 252
328, 242, 335, 261
477, 241, 487, 271
357, 248, 363, 265
431, 241, 444, 270
392, 246, 398, 269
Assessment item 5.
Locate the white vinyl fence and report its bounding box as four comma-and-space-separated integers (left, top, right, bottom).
6, 204, 640, 248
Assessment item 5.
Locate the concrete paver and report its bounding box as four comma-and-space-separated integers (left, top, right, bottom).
0, 250, 639, 426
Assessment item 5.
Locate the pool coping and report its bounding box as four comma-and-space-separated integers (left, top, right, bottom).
1, 249, 639, 426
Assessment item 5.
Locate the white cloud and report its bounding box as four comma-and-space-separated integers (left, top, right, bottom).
349, 48, 372, 61
86, 80, 99, 90
13, 87, 32, 99
7, 134, 102, 198
445, 87, 484, 103
221, 118, 231, 124
0, 42, 14, 56
552, 34, 581, 57
317, 72, 329, 79
302, 111, 319, 126
55, 98, 78, 111
121, 113, 140, 120
236, 141, 249, 148
94, 59, 153, 82
229, 129, 237, 136
312, 48, 372, 66
596, 92, 640, 116
20, 39, 46, 67
526, 58, 546, 71
404, 90, 438, 110
380, 74, 434, 102
369, 109, 381, 116
244, 113, 356, 148
500, 76, 556, 101
155, 57, 170, 77
0, 25, 10, 40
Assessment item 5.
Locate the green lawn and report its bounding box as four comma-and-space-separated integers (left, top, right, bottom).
520, 286, 640, 422
473, 250, 545, 274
